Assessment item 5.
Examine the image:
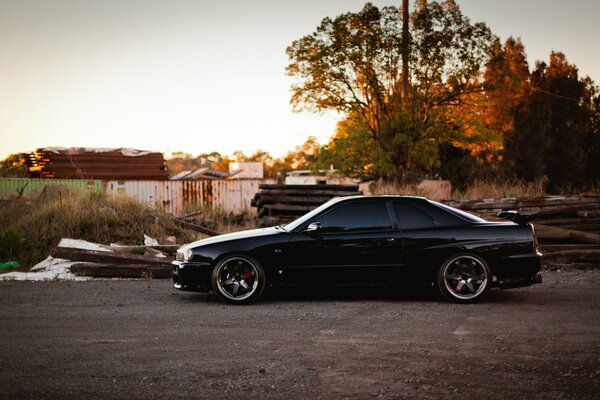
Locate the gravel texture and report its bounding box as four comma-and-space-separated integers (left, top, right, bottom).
1, 269, 599, 399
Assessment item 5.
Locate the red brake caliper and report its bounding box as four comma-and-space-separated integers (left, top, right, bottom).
455, 281, 464, 293
242, 271, 255, 279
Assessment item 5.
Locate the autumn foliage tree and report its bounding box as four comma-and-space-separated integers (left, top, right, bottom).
0, 154, 27, 177
164, 2, 600, 191
287, 1, 494, 181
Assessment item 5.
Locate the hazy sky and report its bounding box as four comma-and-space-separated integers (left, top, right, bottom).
1, 0, 599, 160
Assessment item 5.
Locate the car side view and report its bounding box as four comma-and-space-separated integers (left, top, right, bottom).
172, 196, 542, 304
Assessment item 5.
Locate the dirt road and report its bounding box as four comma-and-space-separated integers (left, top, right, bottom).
1, 270, 599, 399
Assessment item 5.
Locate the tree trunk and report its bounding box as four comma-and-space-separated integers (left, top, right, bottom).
402, 0, 410, 102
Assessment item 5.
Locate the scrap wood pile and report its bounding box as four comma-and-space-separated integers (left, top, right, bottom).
21, 147, 168, 180
171, 211, 222, 237
446, 195, 600, 268
48, 239, 177, 278
251, 184, 363, 226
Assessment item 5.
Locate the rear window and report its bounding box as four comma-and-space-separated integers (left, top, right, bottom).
392, 202, 436, 230
428, 200, 486, 224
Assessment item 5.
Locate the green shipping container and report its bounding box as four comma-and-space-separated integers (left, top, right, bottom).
0, 178, 105, 199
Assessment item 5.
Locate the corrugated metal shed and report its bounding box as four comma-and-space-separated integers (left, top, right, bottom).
0, 178, 104, 198
1, 178, 273, 214
104, 179, 271, 214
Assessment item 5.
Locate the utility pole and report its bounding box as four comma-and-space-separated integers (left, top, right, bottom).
401, 0, 409, 103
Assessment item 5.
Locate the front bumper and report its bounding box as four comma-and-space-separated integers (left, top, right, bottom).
172, 260, 212, 292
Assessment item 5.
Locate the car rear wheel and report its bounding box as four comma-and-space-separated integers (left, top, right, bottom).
437, 254, 491, 303
211, 255, 265, 304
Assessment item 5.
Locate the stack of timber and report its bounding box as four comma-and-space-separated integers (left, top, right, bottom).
48, 239, 177, 278
445, 195, 600, 268
22, 147, 168, 180
251, 184, 362, 226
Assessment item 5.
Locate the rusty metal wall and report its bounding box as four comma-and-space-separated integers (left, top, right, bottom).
104, 180, 271, 214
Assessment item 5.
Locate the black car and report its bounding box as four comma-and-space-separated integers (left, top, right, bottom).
172, 196, 542, 304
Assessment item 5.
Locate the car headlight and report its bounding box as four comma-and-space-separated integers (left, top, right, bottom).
176, 249, 193, 261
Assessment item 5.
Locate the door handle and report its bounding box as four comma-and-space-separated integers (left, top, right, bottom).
375, 238, 396, 243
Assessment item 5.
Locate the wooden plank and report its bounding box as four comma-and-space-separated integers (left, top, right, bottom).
173, 218, 221, 237
259, 216, 296, 227
577, 210, 600, 218
452, 197, 600, 211
70, 263, 171, 278
108, 245, 180, 256
257, 195, 334, 205
535, 224, 600, 244
533, 217, 600, 226
540, 244, 600, 252
542, 250, 600, 262
50, 247, 173, 265
257, 189, 361, 197
261, 203, 317, 212
258, 208, 307, 217
258, 184, 359, 191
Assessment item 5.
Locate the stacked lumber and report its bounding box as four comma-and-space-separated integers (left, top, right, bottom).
22, 147, 168, 180
445, 195, 600, 268
48, 239, 177, 278
251, 184, 362, 226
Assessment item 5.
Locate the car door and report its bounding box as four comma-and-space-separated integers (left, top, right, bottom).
278, 199, 403, 285
390, 200, 443, 282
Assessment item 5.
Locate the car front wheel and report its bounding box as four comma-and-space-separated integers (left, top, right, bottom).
437, 254, 491, 303
211, 255, 266, 304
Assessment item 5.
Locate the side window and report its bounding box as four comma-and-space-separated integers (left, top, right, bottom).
393, 202, 436, 230
318, 201, 392, 232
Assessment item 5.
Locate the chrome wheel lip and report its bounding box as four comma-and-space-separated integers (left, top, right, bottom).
215, 257, 259, 301
443, 255, 488, 300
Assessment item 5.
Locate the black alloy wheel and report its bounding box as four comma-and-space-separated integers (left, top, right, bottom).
211, 255, 266, 304
437, 254, 491, 303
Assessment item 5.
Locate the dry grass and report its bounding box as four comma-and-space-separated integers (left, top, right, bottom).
182, 205, 258, 235
0, 187, 198, 269
451, 179, 547, 200
371, 179, 547, 200
370, 182, 430, 197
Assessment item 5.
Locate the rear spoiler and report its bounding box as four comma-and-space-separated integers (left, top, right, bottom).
496, 209, 538, 225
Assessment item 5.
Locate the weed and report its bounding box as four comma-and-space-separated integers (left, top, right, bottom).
0, 188, 198, 268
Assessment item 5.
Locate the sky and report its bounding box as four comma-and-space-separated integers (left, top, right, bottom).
1, 0, 599, 160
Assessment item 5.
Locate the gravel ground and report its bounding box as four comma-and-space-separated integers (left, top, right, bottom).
1, 269, 599, 399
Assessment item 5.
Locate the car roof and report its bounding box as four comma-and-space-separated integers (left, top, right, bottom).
332, 195, 428, 203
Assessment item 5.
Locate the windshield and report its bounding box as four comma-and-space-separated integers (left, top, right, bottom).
429, 200, 487, 223
284, 198, 340, 232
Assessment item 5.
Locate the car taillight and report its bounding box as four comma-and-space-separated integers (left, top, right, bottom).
530, 224, 539, 251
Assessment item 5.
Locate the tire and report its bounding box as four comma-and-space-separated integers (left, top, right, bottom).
437, 254, 492, 304
211, 255, 266, 304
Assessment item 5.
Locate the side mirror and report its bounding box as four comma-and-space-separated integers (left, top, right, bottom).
305, 222, 321, 232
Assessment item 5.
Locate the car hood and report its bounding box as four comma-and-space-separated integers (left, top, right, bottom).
180, 226, 283, 250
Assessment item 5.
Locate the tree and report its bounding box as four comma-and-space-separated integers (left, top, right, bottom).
502, 51, 599, 190
283, 136, 322, 171
166, 151, 228, 177
584, 91, 600, 184
315, 114, 381, 180
484, 37, 530, 138
287, 1, 494, 181
0, 154, 27, 177
540, 53, 590, 189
